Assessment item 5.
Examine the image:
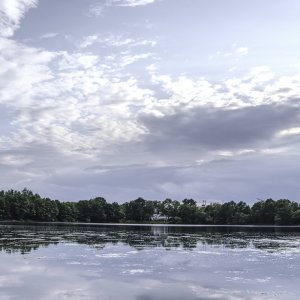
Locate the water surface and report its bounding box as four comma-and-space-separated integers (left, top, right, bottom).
0, 224, 299, 300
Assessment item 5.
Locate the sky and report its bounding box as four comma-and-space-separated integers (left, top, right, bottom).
0, 0, 300, 203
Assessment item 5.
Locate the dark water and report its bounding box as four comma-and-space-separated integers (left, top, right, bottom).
0, 224, 300, 300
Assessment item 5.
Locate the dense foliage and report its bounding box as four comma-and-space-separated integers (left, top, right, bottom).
0, 189, 300, 225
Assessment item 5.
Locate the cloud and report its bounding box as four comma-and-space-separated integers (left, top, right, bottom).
139, 103, 300, 152
1, 0, 300, 202
106, 0, 156, 7
88, 3, 105, 17
119, 52, 154, 66
40, 32, 58, 39
0, 37, 56, 106
78, 34, 156, 49
76, 34, 157, 70
0, 0, 38, 37
278, 127, 300, 137
1, 36, 300, 201
0, 36, 155, 173
148, 67, 300, 113
88, 0, 157, 17
235, 46, 248, 56
210, 44, 249, 60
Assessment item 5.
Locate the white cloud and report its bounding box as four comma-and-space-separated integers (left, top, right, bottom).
236, 46, 248, 56
88, 3, 105, 16
78, 35, 99, 48
0, 37, 155, 162
1, 35, 299, 168
78, 34, 156, 49
40, 32, 58, 39
119, 52, 154, 66
0, 37, 56, 105
278, 127, 300, 137
210, 45, 249, 60
248, 66, 274, 82
144, 65, 300, 120
106, 0, 156, 7
0, 8, 300, 201
0, 0, 38, 37
88, 0, 156, 17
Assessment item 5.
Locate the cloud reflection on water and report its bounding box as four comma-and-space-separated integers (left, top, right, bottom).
0, 224, 299, 299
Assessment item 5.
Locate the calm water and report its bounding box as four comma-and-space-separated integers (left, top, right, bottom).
0, 224, 300, 300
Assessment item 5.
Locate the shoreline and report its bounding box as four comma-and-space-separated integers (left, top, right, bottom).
1, 221, 300, 228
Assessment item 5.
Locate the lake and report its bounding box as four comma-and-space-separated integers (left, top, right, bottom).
0, 224, 299, 300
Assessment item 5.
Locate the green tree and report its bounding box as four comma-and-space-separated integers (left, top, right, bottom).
251, 199, 276, 224
123, 198, 155, 222
204, 203, 222, 224
160, 198, 180, 220
291, 209, 300, 225
274, 199, 294, 225
179, 199, 202, 224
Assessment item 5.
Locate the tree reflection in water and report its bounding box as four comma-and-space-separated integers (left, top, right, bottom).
0, 224, 299, 254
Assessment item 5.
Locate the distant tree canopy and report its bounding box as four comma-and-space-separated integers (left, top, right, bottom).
0, 189, 300, 225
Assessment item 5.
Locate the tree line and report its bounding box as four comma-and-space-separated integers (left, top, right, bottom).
0, 189, 300, 225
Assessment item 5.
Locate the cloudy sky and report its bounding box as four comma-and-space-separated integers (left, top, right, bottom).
0, 0, 300, 203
